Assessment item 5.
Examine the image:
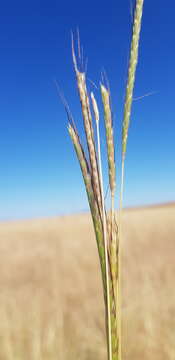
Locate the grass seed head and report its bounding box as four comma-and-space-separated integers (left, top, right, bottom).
101, 84, 116, 197
122, 0, 144, 160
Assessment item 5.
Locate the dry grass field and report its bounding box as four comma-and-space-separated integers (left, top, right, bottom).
0, 203, 174, 360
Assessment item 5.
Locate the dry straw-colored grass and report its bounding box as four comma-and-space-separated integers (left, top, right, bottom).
0, 204, 174, 359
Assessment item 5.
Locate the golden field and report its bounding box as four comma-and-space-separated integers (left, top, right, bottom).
0, 203, 174, 359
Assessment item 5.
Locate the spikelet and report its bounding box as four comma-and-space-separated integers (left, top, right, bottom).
68, 124, 92, 199
122, 0, 144, 160
72, 39, 102, 215
101, 84, 116, 198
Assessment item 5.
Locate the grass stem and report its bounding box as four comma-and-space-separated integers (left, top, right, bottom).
91, 92, 112, 360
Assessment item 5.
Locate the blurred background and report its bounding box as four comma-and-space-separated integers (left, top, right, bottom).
0, 1, 175, 360
0, 0, 174, 220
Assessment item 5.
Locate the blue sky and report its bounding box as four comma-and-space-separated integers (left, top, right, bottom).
0, 0, 174, 220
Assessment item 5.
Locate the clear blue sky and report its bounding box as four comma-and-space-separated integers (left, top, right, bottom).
0, 0, 174, 220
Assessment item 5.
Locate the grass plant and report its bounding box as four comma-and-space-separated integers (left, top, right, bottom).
66, 1, 144, 359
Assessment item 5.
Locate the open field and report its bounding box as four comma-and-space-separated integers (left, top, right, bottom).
0, 203, 175, 359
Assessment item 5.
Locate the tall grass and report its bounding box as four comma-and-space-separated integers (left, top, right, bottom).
66, 1, 144, 359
